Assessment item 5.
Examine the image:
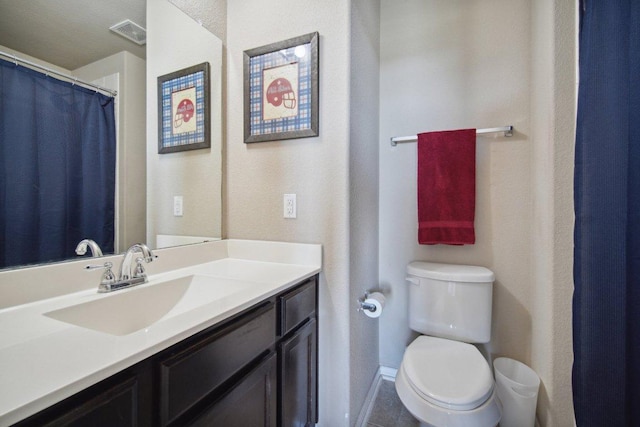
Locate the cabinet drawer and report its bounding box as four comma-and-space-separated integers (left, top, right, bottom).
279, 277, 317, 336
17, 375, 139, 427
159, 302, 276, 425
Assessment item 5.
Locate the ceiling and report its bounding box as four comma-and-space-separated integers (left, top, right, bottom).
0, 0, 146, 70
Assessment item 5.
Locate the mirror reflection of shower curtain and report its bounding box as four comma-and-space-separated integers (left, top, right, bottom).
0, 58, 116, 268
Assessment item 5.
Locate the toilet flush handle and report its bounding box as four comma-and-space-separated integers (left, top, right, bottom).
405, 277, 420, 286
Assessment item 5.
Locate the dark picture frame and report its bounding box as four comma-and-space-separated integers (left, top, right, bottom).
243, 32, 319, 143
157, 62, 210, 154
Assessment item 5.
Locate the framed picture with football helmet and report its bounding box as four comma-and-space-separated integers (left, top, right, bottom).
157, 62, 210, 154
243, 32, 319, 143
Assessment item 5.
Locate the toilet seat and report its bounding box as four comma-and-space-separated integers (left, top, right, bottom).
402, 336, 494, 410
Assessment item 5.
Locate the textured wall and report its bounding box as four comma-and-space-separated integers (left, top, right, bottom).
226, 1, 353, 425
379, 0, 532, 368
349, 0, 380, 424
530, 0, 575, 425
168, 0, 227, 43
379, 1, 576, 425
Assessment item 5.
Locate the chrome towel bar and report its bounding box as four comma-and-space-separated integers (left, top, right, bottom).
390, 126, 514, 146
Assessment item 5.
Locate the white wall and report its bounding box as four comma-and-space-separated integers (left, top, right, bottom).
0, 45, 70, 75
379, 0, 532, 367
74, 51, 147, 252
226, 1, 354, 425
379, 1, 576, 425
530, 0, 575, 424
349, 0, 380, 423
146, 0, 223, 246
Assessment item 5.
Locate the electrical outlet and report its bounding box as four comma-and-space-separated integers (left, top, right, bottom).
284, 194, 296, 219
173, 196, 183, 217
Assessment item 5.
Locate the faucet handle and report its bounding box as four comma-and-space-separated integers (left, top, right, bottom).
85, 261, 112, 270
86, 262, 116, 289
133, 257, 147, 278
101, 262, 116, 285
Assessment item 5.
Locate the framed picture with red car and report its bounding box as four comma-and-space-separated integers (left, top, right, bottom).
157, 62, 210, 154
243, 32, 319, 143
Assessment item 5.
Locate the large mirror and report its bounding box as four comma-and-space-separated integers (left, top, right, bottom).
0, 0, 223, 270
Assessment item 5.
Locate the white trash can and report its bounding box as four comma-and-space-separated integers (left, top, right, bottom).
493, 357, 540, 427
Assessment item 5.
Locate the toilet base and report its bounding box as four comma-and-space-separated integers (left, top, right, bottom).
395, 363, 502, 427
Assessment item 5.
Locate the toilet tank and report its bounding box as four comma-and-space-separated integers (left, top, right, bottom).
406, 261, 495, 343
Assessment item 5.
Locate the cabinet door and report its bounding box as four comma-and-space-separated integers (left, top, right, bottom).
188, 353, 278, 427
279, 318, 317, 427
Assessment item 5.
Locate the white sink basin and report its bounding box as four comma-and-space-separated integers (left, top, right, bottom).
44, 275, 253, 336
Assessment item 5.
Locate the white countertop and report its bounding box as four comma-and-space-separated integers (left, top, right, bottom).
0, 240, 321, 426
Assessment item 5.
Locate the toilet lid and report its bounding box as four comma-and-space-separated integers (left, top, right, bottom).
402, 336, 494, 411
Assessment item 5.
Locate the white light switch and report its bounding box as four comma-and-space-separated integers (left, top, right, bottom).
173, 196, 183, 217
284, 194, 296, 219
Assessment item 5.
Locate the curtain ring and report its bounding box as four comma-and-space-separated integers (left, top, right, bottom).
13, 54, 18, 66
72, 77, 78, 86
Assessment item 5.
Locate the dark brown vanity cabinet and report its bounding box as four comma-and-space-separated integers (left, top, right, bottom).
14, 274, 318, 427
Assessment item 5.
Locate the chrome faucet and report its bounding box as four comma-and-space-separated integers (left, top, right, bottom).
75, 239, 103, 257
118, 243, 155, 283
88, 243, 156, 293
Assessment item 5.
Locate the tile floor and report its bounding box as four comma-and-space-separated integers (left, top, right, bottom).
366, 380, 420, 427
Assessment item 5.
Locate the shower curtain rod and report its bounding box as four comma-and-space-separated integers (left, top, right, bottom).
0, 50, 118, 97
390, 126, 514, 146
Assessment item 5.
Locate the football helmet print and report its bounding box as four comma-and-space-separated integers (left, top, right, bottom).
174, 98, 194, 128
266, 78, 297, 109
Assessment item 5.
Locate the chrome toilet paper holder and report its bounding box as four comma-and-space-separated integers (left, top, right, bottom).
358, 292, 378, 313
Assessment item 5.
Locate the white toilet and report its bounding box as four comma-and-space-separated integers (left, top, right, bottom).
395, 261, 502, 427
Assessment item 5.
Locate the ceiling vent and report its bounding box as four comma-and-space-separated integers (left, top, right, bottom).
109, 20, 146, 46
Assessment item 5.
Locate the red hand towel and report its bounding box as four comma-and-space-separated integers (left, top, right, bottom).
417, 129, 476, 245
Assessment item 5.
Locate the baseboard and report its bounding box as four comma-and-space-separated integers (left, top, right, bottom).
380, 365, 398, 381
354, 366, 400, 427
354, 367, 384, 427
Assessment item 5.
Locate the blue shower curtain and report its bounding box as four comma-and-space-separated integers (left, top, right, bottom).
573, 1, 640, 425
0, 59, 116, 268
